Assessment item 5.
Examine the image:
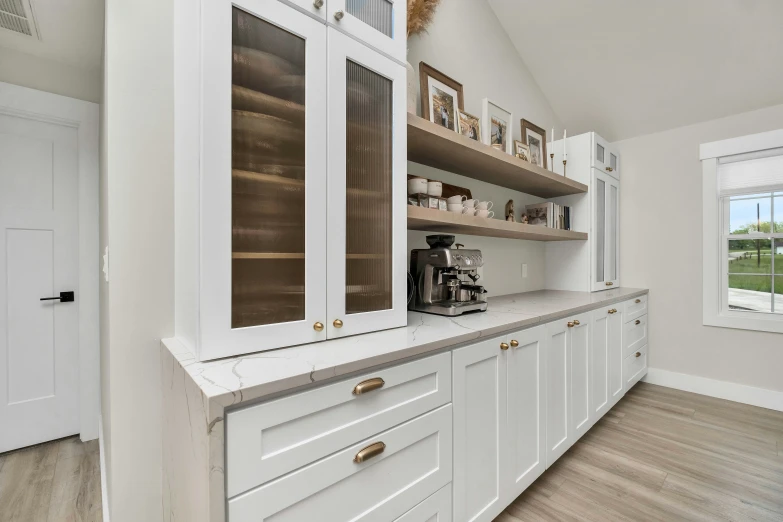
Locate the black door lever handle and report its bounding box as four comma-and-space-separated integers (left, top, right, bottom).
40, 291, 75, 303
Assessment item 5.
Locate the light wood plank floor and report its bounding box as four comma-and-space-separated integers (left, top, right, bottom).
497, 382, 783, 522
0, 436, 102, 522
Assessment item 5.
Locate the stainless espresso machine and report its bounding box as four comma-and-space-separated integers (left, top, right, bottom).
409, 235, 488, 316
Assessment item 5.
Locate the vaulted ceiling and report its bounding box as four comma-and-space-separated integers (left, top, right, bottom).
488, 0, 783, 141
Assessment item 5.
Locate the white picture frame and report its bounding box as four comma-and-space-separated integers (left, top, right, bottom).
481, 99, 513, 154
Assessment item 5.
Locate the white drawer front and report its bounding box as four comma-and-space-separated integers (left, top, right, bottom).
624, 345, 647, 389
228, 405, 453, 522
394, 484, 452, 522
227, 352, 451, 497
624, 295, 647, 321
623, 314, 648, 359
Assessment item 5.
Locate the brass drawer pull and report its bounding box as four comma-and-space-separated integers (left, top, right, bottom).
353, 377, 385, 395
635, 352, 642, 358
510, 340, 519, 348
354, 441, 385, 463
635, 298, 641, 304
500, 342, 509, 351
608, 308, 617, 314
606, 166, 614, 172
635, 319, 641, 325
573, 320, 580, 326
567, 322, 574, 328
606, 281, 614, 286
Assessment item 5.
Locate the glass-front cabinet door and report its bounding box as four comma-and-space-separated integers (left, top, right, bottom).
199, 0, 328, 359
329, 0, 406, 62
326, 29, 407, 338
592, 170, 620, 291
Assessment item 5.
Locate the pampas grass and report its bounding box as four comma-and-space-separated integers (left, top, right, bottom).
407, 0, 441, 37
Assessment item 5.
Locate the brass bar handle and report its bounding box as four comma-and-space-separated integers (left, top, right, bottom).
510, 340, 519, 348
635, 299, 641, 303
606, 282, 614, 286
353, 377, 385, 395
567, 322, 574, 328
573, 320, 580, 326
354, 442, 385, 463
635, 352, 642, 358
635, 319, 641, 325
500, 342, 509, 351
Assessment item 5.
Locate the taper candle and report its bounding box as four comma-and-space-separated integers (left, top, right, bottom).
563, 129, 568, 161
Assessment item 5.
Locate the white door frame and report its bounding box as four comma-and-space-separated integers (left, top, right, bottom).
0, 81, 100, 441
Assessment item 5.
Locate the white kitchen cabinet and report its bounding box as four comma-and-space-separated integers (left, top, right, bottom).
452, 336, 507, 522
174, 0, 407, 361
592, 169, 620, 291
590, 304, 624, 427
505, 326, 547, 499
591, 133, 620, 177
395, 485, 452, 522
570, 313, 591, 441
329, 0, 406, 62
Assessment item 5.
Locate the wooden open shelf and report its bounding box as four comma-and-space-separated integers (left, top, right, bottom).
407, 206, 588, 242
407, 114, 587, 198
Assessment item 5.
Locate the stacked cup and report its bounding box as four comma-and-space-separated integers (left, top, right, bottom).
447, 196, 494, 218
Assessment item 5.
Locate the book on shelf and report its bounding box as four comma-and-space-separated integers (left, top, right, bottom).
525, 202, 572, 230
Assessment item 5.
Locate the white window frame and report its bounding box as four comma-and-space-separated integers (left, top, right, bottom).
701, 129, 783, 333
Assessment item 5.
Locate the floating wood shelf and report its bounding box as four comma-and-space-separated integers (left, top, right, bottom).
407, 114, 588, 198
407, 206, 588, 242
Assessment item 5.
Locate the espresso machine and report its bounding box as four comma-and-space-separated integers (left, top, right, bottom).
409, 235, 488, 316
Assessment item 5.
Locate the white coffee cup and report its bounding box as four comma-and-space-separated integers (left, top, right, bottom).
476, 209, 495, 218
477, 201, 493, 211
447, 195, 467, 204
447, 204, 464, 213
407, 177, 428, 195
462, 207, 477, 216
427, 181, 443, 197
463, 199, 477, 208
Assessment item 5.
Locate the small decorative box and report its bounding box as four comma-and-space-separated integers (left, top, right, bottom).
409, 193, 447, 210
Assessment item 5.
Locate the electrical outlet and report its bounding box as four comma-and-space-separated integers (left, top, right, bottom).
522, 263, 528, 278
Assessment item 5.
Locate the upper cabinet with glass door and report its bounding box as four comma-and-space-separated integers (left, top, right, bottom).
592, 133, 620, 179
329, 0, 406, 61
592, 170, 620, 291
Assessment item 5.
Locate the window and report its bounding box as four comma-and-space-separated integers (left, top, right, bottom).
701, 130, 783, 333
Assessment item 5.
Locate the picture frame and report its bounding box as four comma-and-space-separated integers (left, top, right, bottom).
457, 110, 481, 141
521, 119, 547, 169
481, 99, 513, 154
419, 62, 464, 132
514, 140, 530, 162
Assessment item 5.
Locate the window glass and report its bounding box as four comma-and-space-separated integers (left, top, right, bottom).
728, 275, 771, 313
729, 194, 772, 234
727, 239, 772, 274
775, 194, 783, 233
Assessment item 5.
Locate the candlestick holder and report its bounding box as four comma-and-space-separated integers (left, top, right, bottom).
549, 153, 554, 172
562, 159, 568, 178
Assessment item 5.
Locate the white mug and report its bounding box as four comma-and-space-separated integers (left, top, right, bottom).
477, 201, 493, 211
462, 207, 477, 216
407, 177, 428, 195
447, 195, 467, 204
463, 199, 477, 208
427, 181, 443, 197
447, 204, 464, 213
476, 209, 495, 218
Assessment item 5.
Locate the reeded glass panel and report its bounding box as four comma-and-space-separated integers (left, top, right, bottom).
232, 7, 307, 328
595, 178, 605, 283
345, 60, 393, 314
346, 0, 393, 37
728, 193, 771, 234
610, 153, 617, 171
596, 143, 605, 164
608, 184, 618, 281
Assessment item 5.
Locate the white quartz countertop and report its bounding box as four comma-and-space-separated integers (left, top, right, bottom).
163, 288, 647, 411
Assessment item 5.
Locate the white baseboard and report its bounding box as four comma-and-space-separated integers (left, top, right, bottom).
642, 367, 783, 413
99, 414, 110, 522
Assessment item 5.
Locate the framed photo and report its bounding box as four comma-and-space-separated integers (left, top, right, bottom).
419, 62, 464, 132
514, 140, 530, 162
481, 99, 513, 154
521, 119, 547, 169
457, 110, 481, 141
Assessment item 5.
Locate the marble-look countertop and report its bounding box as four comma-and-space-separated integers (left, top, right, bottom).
163, 287, 648, 412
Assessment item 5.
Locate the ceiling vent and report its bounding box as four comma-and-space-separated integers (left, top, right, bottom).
0, 0, 40, 39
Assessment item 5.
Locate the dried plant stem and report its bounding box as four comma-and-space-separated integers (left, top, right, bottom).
407, 0, 441, 38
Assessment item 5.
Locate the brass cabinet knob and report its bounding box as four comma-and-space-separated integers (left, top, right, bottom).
635, 319, 641, 325
608, 309, 617, 314
354, 442, 385, 463
567, 322, 574, 328
313, 0, 323, 7
510, 340, 519, 348
313, 322, 324, 332
353, 377, 384, 395
500, 342, 509, 351
635, 352, 642, 358
635, 299, 641, 304
333, 319, 343, 328
606, 281, 614, 286
573, 320, 580, 326
334, 9, 344, 20
606, 167, 614, 172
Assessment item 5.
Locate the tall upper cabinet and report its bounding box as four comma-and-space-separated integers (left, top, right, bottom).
545, 132, 620, 293
174, 0, 407, 361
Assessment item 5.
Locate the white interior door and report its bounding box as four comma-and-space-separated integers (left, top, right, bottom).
0, 113, 80, 453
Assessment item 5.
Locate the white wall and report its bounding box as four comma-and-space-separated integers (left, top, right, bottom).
406, 0, 563, 295
616, 104, 783, 394
0, 46, 100, 104
102, 0, 174, 520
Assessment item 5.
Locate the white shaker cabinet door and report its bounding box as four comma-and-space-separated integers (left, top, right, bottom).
506, 326, 547, 500
328, 0, 406, 61
325, 29, 407, 339
394, 484, 452, 522
590, 307, 611, 425
570, 313, 591, 441
452, 336, 507, 522
608, 306, 625, 407
546, 320, 571, 468
591, 169, 620, 292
